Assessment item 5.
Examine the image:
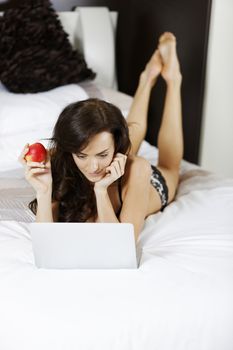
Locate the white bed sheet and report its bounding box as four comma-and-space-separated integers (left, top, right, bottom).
0, 139, 233, 350
1, 84, 233, 349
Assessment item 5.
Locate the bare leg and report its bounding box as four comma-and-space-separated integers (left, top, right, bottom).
145, 33, 183, 216
127, 49, 162, 155
157, 32, 183, 171
155, 32, 183, 201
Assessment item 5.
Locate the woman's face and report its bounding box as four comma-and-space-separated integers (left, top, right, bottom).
72, 131, 115, 182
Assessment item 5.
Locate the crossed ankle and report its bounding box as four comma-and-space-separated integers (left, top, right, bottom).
165, 73, 182, 87
139, 69, 182, 89
139, 72, 158, 88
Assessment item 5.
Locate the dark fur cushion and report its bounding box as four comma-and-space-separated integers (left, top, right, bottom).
0, 0, 96, 93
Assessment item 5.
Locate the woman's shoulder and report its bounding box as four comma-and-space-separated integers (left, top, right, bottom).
122, 155, 152, 186
120, 155, 152, 202
126, 155, 152, 173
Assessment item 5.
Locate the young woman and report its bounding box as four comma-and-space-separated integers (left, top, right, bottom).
19, 32, 183, 241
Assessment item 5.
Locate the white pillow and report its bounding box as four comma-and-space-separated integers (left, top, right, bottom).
0, 83, 88, 136
0, 128, 54, 171
0, 84, 88, 171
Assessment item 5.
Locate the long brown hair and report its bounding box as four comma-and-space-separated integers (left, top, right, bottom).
29, 98, 131, 221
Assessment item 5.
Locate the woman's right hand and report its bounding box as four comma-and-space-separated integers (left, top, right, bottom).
19, 144, 53, 195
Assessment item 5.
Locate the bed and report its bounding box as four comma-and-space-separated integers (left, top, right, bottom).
0, 8, 233, 350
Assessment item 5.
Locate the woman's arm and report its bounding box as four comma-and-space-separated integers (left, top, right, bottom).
36, 190, 54, 222
118, 157, 152, 242
19, 144, 55, 222
93, 153, 127, 223
94, 187, 119, 223
95, 156, 152, 242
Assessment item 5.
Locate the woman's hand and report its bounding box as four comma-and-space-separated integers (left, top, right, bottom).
94, 153, 127, 191
19, 144, 52, 195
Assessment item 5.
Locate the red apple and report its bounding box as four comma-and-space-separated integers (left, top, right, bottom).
25, 142, 47, 163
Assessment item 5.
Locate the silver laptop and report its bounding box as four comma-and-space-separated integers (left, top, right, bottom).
30, 222, 138, 269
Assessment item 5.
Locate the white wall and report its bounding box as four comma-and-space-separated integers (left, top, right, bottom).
199, 0, 233, 178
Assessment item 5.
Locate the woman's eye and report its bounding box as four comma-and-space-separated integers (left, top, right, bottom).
76, 154, 86, 159
99, 154, 108, 158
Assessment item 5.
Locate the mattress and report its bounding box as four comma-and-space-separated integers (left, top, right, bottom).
0, 82, 233, 350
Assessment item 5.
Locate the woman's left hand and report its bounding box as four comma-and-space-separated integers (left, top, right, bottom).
94, 153, 127, 191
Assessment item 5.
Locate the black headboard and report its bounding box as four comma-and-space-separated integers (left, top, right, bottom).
0, 0, 212, 164
116, 0, 212, 164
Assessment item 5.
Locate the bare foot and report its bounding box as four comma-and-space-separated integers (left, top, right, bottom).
158, 32, 182, 83
140, 49, 162, 87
